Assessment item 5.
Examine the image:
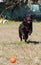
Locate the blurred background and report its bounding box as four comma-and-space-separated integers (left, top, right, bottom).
0, 0, 41, 21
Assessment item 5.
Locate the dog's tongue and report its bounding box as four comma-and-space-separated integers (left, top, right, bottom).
28, 21, 30, 23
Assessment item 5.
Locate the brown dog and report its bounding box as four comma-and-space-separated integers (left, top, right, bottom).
19, 14, 33, 42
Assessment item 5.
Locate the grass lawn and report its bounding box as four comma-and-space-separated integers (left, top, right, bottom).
0, 20, 41, 65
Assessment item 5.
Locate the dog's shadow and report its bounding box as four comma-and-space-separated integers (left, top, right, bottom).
26, 40, 41, 44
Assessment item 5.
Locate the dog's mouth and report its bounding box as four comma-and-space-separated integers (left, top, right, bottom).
27, 21, 30, 23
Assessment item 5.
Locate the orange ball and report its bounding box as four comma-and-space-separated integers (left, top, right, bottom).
10, 57, 16, 63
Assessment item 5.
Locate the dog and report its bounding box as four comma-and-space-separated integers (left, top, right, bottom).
23, 14, 33, 35
19, 23, 29, 42
19, 14, 33, 42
